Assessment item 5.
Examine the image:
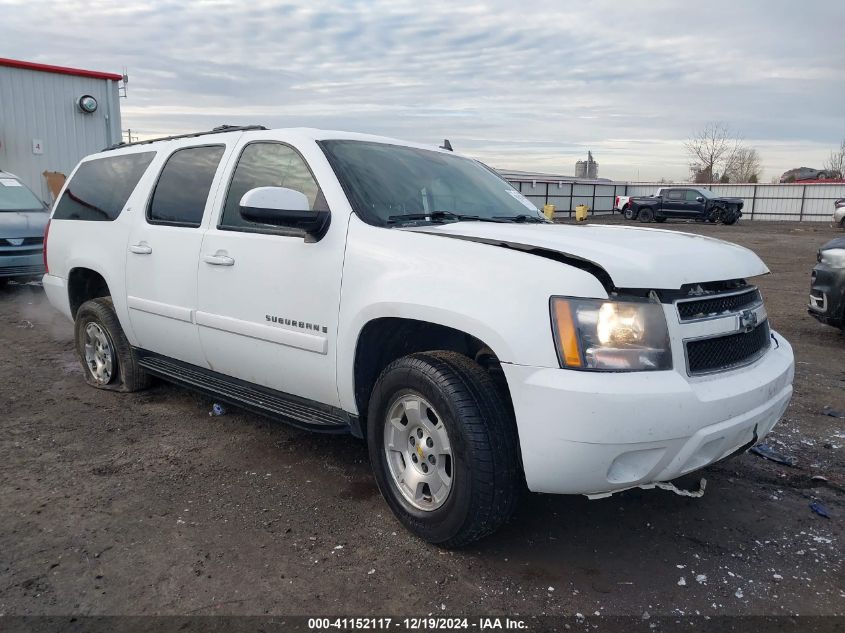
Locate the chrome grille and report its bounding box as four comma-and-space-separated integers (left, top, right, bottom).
1, 237, 43, 247
677, 287, 762, 321
686, 320, 771, 375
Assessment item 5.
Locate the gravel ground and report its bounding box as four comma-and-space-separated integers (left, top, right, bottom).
0, 218, 843, 619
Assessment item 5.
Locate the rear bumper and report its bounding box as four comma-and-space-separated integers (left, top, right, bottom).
0, 252, 44, 278
503, 331, 794, 495
42, 273, 72, 320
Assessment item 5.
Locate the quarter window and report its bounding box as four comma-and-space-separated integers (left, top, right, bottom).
54, 152, 155, 221
219, 142, 325, 231
148, 145, 225, 227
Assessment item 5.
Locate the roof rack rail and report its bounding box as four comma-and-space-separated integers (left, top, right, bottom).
102, 124, 268, 151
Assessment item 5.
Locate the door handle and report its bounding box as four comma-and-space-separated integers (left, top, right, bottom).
129, 243, 152, 255
202, 253, 235, 266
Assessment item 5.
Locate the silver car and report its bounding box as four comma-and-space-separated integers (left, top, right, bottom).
0, 171, 49, 285
835, 198, 845, 230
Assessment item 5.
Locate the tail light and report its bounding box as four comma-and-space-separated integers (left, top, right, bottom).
43, 219, 51, 274
615, 196, 620, 207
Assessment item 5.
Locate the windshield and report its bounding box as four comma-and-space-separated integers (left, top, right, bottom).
695, 188, 715, 199
319, 140, 545, 225
0, 178, 45, 212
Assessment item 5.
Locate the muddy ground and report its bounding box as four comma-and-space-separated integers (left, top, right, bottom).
1, 218, 843, 620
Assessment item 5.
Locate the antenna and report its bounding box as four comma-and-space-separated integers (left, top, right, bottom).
440, 139, 453, 151
119, 68, 129, 99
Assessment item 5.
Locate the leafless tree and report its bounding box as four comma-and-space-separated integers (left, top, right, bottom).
684, 122, 741, 183
823, 138, 845, 178
726, 147, 762, 183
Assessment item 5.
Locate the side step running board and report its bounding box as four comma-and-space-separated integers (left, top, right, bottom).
137, 352, 352, 434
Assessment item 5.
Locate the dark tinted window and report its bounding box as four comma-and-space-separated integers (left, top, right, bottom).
319, 140, 543, 226
685, 189, 702, 201
665, 189, 683, 200
53, 152, 155, 221
220, 142, 323, 231
148, 145, 225, 227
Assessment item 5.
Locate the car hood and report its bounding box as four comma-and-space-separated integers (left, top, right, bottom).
407, 222, 768, 290
0, 211, 50, 238
821, 236, 845, 251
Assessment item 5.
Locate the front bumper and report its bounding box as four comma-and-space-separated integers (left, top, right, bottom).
0, 251, 44, 279
503, 330, 794, 496
808, 263, 845, 328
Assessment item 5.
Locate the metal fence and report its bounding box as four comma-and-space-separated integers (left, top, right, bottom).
507, 179, 845, 222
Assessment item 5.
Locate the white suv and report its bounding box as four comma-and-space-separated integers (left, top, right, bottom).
43, 125, 795, 546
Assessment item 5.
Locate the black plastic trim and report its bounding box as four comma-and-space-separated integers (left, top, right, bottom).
103, 125, 267, 152
136, 351, 352, 434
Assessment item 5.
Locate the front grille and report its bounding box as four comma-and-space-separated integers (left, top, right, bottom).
686, 320, 771, 375
0, 264, 45, 276
0, 248, 42, 256
677, 288, 761, 321
1, 237, 43, 246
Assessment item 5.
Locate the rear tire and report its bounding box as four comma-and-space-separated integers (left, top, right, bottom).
623, 205, 634, 220
74, 297, 150, 392
638, 208, 654, 223
367, 351, 521, 548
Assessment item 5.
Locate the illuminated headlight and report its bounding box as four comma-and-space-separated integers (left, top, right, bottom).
550, 297, 672, 371
819, 248, 845, 268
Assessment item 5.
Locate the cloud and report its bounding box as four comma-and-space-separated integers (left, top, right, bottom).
2, 0, 843, 180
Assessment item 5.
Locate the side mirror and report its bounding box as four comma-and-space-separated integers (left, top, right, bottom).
696, 196, 704, 202
239, 187, 329, 238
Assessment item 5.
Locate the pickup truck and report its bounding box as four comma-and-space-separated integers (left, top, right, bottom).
627, 187, 744, 224
614, 194, 632, 217
42, 126, 794, 547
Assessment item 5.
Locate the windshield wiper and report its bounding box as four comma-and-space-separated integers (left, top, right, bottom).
493, 214, 549, 223
387, 211, 508, 225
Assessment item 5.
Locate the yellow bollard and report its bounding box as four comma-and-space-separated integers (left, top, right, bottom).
542, 204, 555, 220
575, 204, 589, 222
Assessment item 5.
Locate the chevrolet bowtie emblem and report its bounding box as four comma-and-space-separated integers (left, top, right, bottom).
738, 309, 758, 333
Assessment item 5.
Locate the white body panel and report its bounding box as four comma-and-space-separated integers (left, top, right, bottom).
195, 130, 350, 405
124, 141, 237, 368
43, 127, 795, 498
408, 222, 768, 289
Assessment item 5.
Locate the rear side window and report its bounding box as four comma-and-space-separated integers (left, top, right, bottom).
665, 189, 683, 200
219, 142, 325, 231
53, 152, 155, 221
148, 145, 225, 227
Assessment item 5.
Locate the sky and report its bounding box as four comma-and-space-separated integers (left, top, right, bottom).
2, 0, 844, 181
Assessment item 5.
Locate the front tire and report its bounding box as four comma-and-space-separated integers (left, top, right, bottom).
74, 297, 150, 392
623, 205, 635, 220
367, 351, 520, 548
654, 216, 666, 223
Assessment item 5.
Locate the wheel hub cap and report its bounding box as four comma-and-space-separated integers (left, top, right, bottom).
83, 322, 114, 384
384, 394, 453, 511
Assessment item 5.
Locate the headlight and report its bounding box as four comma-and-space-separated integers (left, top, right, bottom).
819, 248, 845, 268
550, 297, 672, 371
